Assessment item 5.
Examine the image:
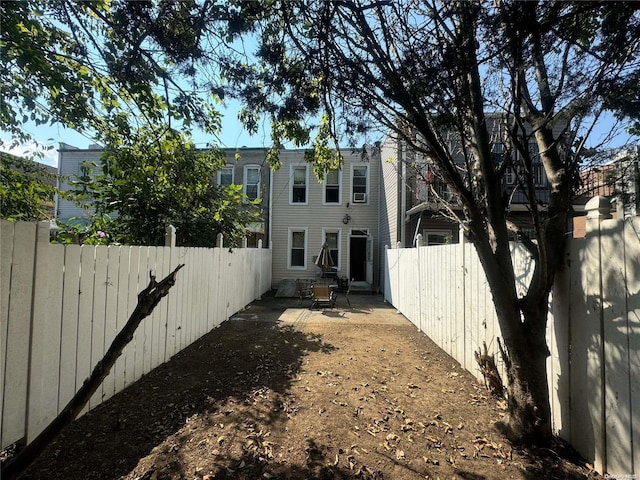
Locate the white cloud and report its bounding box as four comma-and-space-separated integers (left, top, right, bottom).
0, 136, 58, 168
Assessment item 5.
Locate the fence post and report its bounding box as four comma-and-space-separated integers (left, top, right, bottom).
242, 236, 248, 248
459, 223, 467, 369
383, 244, 389, 303
257, 239, 263, 300
165, 225, 176, 247
396, 242, 401, 314
584, 196, 612, 474
216, 233, 224, 248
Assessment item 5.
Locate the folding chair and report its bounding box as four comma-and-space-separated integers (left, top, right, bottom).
295, 279, 313, 305
311, 283, 336, 309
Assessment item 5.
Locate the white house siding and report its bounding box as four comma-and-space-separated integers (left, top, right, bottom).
56, 145, 104, 224
222, 148, 270, 246
379, 136, 402, 248
270, 148, 381, 290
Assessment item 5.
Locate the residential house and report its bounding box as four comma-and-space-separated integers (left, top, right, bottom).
56, 143, 384, 291
55, 144, 271, 246
573, 145, 639, 237
269, 146, 381, 292
55, 142, 103, 225
380, 118, 568, 249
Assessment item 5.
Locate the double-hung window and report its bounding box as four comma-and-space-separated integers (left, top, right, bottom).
244, 165, 260, 201
289, 228, 307, 269
528, 144, 546, 186
218, 166, 234, 187
352, 165, 368, 203
324, 169, 340, 204
291, 165, 308, 204
492, 143, 504, 164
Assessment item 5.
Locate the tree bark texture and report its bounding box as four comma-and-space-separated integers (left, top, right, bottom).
1, 264, 185, 480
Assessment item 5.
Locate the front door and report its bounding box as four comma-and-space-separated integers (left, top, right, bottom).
349, 236, 367, 281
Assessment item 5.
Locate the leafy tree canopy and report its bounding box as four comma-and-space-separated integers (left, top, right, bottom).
1, 0, 223, 143
0, 152, 58, 221
1, 0, 263, 246
64, 127, 262, 248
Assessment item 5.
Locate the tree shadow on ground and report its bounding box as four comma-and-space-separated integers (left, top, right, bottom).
17, 320, 336, 480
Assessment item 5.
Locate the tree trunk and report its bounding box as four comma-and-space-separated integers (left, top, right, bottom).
497, 305, 553, 444
1, 264, 184, 480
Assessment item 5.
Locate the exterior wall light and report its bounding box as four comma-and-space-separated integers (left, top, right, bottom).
342, 214, 351, 224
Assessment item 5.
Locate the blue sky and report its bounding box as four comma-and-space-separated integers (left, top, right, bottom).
1, 105, 635, 169
0, 97, 274, 167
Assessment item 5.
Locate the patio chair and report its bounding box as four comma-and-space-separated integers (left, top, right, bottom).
295, 279, 313, 305
311, 282, 336, 309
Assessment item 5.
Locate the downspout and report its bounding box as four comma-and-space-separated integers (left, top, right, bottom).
398, 141, 406, 247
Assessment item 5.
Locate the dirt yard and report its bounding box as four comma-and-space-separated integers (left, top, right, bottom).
9, 293, 601, 480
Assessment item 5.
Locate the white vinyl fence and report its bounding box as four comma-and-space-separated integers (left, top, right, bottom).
384, 198, 639, 477
1, 220, 271, 450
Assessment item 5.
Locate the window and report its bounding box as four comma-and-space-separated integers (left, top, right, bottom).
324, 169, 340, 204
505, 167, 515, 185
533, 164, 546, 186
291, 165, 307, 204
244, 165, 260, 201
423, 230, 452, 246
528, 143, 540, 163
492, 143, 504, 164
218, 166, 234, 187
352, 165, 368, 202
289, 228, 307, 268
323, 230, 340, 267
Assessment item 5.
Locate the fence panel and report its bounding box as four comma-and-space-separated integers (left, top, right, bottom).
124, 246, 141, 388
58, 245, 81, 411
624, 217, 640, 474
601, 218, 633, 474
1, 222, 272, 449
383, 208, 638, 476
623, 217, 640, 474
1, 222, 35, 447
27, 224, 64, 442
114, 246, 131, 393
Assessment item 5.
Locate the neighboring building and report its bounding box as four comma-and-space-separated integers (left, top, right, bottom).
55, 144, 271, 246
56, 142, 385, 292
269, 146, 381, 292
573, 145, 639, 237
380, 118, 568, 249
55, 142, 103, 225
217, 147, 270, 247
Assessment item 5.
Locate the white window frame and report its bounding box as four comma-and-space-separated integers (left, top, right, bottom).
351, 164, 369, 204
323, 168, 341, 205
243, 165, 261, 201
290, 164, 309, 205
288, 227, 308, 270
322, 228, 341, 270
533, 163, 546, 187
422, 229, 452, 246
505, 167, 515, 185
217, 165, 234, 187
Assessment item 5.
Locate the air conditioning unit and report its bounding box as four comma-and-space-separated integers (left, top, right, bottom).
353, 192, 367, 203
